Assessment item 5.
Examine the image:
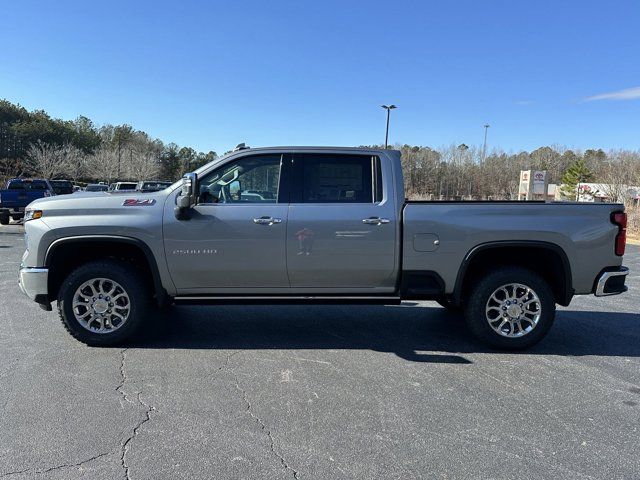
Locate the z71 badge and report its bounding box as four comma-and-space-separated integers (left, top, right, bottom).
122, 198, 156, 206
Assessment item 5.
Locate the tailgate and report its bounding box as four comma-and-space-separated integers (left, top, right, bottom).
0, 190, 27, 208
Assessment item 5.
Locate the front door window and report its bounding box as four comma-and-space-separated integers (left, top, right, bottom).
198, 155, 282, 204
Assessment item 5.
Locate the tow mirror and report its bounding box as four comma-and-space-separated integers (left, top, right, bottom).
174, 172, 198, 220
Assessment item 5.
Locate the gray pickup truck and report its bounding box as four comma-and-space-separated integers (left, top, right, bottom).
18, 146, 629, 349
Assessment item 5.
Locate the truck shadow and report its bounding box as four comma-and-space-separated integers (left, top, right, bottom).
132, 304, 640, 364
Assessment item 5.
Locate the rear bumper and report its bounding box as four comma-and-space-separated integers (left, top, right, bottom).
1, 207, 25, 214
594, 266, 629, 296
18, 267, 51, 310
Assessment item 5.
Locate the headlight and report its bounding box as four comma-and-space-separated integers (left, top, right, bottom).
24, 209, 43, 222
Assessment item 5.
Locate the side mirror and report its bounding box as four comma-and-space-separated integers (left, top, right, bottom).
174, 172, 198, 220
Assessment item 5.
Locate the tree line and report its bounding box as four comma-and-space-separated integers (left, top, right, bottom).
390, 143, 640, 202
1, 99, 639, 205
0, 99, 217, 183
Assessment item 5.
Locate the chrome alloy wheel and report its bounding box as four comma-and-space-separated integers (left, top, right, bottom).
485, 283, 542, 338
72, 278, 131, 333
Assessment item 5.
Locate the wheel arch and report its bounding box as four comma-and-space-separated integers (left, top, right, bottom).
452, 241, 573, 307
44, 235, 168, 307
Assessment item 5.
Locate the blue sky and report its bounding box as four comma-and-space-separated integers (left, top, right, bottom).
1, 0, 639, 153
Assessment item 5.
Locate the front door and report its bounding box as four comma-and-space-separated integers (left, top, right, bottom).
286, 153, 398, 291
163, 153, 290, 293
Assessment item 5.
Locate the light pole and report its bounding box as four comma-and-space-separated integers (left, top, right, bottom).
381, 105, 396, 148
482, 124, 490, 163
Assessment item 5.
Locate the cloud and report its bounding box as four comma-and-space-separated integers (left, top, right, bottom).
583, 86, 640, 102
514, 100, 534, 105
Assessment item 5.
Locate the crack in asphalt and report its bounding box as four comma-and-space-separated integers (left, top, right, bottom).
0, 451, 112, 477
233, 374, 300, 479
217, 350, 243, 372
218, 350, 299, 479
117, 348, 156, 480
116, 348, 135, 406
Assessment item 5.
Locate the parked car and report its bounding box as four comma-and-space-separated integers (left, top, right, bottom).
18, 146, 628, 349
85, 184, 110, 192
109, 182, 138, 191
49, 179, 74, 195
136, 180, 173, 192
0, 178, 54, 224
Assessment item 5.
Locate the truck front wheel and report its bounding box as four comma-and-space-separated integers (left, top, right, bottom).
57, 260, 152, 346
464, 267, 555, 350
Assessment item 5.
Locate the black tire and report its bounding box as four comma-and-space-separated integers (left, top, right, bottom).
0, 213, 9, 225
57, 259, 153, 346
463, 266, 555, 350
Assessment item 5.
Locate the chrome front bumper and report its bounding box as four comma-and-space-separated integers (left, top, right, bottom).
594, 266, 629, 296
18, 267, 50, 309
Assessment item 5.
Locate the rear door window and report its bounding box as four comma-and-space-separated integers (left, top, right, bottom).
294, 154, 374, 203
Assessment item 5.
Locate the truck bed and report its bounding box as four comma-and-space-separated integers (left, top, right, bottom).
402, 201, 624, 296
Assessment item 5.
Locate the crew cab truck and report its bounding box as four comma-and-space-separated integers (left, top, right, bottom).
0, 178, 54, 225
18, 147, 629, 349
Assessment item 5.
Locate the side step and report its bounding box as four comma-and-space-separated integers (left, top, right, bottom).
173, 296, 402, 305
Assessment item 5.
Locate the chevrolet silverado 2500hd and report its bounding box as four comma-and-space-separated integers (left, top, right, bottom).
18, 146, 629, 349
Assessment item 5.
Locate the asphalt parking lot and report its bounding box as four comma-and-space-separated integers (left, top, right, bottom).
1, 226, 639, 480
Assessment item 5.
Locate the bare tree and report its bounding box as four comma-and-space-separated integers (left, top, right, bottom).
85, 146, 120, 183
26, 141, 62, 178
61, 145, 86, 182
26, 141, 84, 179
123, 146, 160, 180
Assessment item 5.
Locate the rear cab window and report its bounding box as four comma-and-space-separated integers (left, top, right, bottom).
7, 180, 49, 190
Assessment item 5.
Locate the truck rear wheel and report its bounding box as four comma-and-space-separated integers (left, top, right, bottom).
464, 267, 555, 350
57, 260, 152, 346
0, 212, 9, 225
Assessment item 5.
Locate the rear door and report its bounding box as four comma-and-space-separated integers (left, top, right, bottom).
163, 153, 291, 292
286, 152, 398, 291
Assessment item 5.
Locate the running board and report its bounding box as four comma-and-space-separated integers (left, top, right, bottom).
173, 295, 402, 305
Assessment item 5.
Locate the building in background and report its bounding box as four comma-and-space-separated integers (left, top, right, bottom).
568, 183, 640, 203
518, 170, 551, 201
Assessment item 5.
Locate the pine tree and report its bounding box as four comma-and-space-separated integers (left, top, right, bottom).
560, 158, 595, 200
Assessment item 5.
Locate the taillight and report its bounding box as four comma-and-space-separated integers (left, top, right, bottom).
612, 211, 627, 256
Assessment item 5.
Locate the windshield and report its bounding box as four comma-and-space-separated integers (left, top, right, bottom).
86, 184, 108, 192
140, 181, 172, 191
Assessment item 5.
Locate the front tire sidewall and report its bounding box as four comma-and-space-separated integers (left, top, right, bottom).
464, 267, 555, 350
58, 261, 150, 346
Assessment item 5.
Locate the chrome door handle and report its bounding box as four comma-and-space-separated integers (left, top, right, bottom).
362, 217, 390, 225
253, 216, 282, 225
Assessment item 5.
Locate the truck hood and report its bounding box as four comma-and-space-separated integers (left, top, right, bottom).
27, 189, 174, 214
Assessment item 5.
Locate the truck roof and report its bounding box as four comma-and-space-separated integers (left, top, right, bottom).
230, 146, 395, 153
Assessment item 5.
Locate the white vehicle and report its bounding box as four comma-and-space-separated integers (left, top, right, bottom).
109, 182, 138, 191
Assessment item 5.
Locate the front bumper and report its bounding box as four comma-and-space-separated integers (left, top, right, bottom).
18, 267, 51, 310
594, 266, 629, 296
